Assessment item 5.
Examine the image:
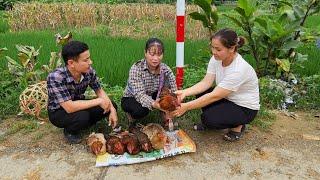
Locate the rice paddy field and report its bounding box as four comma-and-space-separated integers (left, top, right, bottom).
0, 3, 319, 86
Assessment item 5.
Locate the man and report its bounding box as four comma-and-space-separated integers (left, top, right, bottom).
47, 41, 117, 144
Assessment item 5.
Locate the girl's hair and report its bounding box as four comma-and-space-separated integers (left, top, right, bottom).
210, 28, 245, 51
145, 37, 164, 54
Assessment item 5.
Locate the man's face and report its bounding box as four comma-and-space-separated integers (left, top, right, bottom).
69, 50, 92, 73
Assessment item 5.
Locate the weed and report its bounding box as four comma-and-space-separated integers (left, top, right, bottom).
251, 107, 276, 130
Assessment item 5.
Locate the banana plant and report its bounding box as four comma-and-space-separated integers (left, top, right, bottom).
223, 0, 314, 79
42, 52, 63, 73
189, 0, 219, 37
223, 0, 262, 74
5, 45, 43, 84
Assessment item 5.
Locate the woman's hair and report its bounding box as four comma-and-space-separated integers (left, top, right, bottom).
62, 40, 89, 64
210, 28, 245, 51
145, 37, 164, 54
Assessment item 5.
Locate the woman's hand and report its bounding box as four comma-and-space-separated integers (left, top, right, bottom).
152, 99, 161, 110
108, 107, 118, 128
175, 90, 186, 104
171, 103, 189, 117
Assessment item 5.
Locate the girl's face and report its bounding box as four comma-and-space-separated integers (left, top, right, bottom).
210, 38, 235, 62
145, 45, 163, 70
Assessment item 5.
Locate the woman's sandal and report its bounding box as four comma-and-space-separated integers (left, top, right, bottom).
223, 125, 246, 142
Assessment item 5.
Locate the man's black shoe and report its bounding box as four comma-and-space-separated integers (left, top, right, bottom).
63, 129, 82, 144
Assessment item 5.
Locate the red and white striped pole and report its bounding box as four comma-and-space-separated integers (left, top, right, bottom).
176, 0, 185, 89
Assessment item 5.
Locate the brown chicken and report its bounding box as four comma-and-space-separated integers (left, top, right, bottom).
129, 126, 153, 153
159, 87, 180, 112
141, 123, 168, 150
121, 133, 141, 155
105, 135, 125, 155
87, 133, 106, 156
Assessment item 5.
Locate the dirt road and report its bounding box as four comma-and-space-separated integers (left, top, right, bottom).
1, 111, 319, 179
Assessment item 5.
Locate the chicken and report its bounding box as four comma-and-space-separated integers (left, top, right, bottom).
105, 135, 125, 155
129, 126, 153, 153
141, 123, 168, 150
121, 133, 141, 155
87, 133, 106, 156
159, 87, 180, 112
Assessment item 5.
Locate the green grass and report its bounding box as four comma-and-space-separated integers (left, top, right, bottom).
0, 11, 9, 33
251, 107, 276, 130
304, 14, 320, 29
0, 29, 208, 86
295, 43, 320, 76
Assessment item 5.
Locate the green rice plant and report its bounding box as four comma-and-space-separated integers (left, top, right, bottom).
0, 10, 9, 33
294, 43, 320, 76
0, 30, 208, 86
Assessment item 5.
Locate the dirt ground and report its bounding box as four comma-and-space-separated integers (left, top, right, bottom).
0, 110, 320, 180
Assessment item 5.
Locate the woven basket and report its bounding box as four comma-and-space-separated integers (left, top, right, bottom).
19, 81, 48, 120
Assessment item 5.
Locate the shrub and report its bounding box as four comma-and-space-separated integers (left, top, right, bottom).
259, 77, 286, 109
295, 75, 320, 109
0, 70, 26, 118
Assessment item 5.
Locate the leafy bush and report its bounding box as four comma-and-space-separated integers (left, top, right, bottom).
189, 0, 219, 37
259, 77, 286, 109
224, 0, 320, 78
0, 0, 14, 10
295, 75, 320, 109
259, 75, 320, 110
0, 70, 26, 118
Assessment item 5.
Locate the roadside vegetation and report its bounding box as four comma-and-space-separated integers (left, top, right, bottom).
0, 0, 319, 140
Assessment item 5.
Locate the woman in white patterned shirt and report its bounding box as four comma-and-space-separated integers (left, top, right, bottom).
121, 38, 177, 126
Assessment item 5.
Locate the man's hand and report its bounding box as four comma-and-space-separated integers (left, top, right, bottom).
99, 97, 111, 114
108, 107, 118, 128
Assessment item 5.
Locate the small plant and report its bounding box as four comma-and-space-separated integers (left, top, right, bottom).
0, 70, 25, 118
189, 0, 219, 37
5, 45, 43, 85
259, 77, 286, 109
295, 75, 320, 109
251, 106, 276, 130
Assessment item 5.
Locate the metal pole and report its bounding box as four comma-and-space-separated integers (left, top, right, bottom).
176, 0, 185, 89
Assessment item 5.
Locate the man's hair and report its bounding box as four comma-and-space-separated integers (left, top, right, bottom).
61, 41, 89, 65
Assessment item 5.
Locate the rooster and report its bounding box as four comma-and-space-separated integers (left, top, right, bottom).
129, 126, 153, 153
121, 133, 141, 155
87, 133, 106, 156
104, 135, 125, 155
159, 87, 180, 130
159, 87, 180, 112
141, 123, 168, 150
